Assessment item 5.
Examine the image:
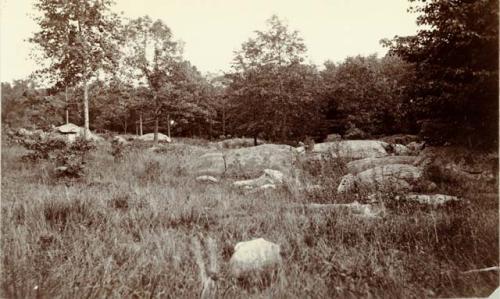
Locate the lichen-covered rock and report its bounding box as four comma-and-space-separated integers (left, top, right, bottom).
188, 144, 297, 177
311, 140, 389, 159
346, 156, 419, 174
233, 169, 284, 190
196, 175, 219, 183
338, 164, 423, 193
137, 133, 171, 143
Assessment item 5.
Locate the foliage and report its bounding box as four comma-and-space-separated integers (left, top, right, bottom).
228, 15, 325, 143
321, 54, 415, 137
30, 0, 121, 136
384, 0, 498, 147
20, 135, 67, 162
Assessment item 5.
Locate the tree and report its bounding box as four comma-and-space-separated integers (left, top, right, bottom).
320, 54, 414, 136
229, 15, 322, 143
30, 0, 121, 138
123, 16, 183, 144
383, 0, 498, 147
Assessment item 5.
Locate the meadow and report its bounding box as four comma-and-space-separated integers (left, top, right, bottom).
1, 138, 498, 298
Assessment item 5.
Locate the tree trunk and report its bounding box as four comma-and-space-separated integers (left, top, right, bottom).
139, 113, 143, 136
222, 108, 226, 137
83, 76, 90, 140
65, 86, 69, 124
167, 114, 171, 138
154, 115, 159, 145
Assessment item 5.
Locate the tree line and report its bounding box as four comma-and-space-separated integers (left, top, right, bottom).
2, 0, 497, 148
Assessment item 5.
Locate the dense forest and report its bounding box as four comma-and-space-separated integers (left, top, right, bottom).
1, 0, 498, 148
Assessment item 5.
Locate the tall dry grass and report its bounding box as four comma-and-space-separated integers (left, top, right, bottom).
1, 140, 498, 298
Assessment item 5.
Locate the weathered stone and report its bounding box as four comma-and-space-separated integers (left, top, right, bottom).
113, 136, 128, 145
196, 175, 219, 184
391, 144, 411, 156
400, 194, 461, 205
346, 156, 419, 174
338, 164, 423, 193
233, 169, 284, 191
311, 140, 389, 159
229, 238, 281, 280
137, 133, 171, 143
293, 201, 386, 218
188, 144, 297, 177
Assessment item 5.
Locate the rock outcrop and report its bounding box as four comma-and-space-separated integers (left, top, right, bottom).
137, 133, 171, 143
338, 164, 423, 193
346, 156, 419, 175
233, 169, 284, 191
188, 144, 297, 177
310, 140, 390, 159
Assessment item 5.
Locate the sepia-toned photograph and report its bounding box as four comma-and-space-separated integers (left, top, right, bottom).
1, 0, 498, 298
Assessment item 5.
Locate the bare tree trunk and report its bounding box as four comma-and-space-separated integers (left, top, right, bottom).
65, 86, 69, 124
222, 106, 225, 137
139, 112, 143, 136
154, 115, 159, 145
167, 114, 171, 138
83, 75, 90, 140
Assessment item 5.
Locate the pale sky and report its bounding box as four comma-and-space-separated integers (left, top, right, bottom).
0, 0, 418, 83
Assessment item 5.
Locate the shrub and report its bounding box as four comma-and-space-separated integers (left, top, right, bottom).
20, 135, 67, 162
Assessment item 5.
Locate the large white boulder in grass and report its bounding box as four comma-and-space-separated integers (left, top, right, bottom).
338, 164, 423, 193
311, 140, 390, 159
346, 156, 419, 175
137, 133, 171, 143
229, 238, 282, 280
233, 169, 284, 190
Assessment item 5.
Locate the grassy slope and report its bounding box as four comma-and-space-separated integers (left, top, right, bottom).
1, 140, 498, 298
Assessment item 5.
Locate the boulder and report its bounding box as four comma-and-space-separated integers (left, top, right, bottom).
292, 201, 385, 218
196, 175, 219, 184
113, 136, 128, 145
312, 140, 389, 159
137, 133, 171, 143
346, 156, 419, 174
391, 144, 411, 156
233, 169, 284, 190
400, 194, 461, 205
229, 238, 282, 280
188, 144, 297, 177
338, 164, 423, 193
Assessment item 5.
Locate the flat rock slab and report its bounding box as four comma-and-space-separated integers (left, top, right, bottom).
290, 201, 386, 218
188, 144, 297, 177
310, 140, 390, 159
137, 133, 171, 142
401, 194, 461, 205
338, 164, 423, 193
346, 156, 419, 174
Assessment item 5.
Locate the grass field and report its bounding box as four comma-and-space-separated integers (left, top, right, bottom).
1, 139, 498, 298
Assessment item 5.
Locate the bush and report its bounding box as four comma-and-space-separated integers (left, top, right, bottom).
20, 135, 67, 162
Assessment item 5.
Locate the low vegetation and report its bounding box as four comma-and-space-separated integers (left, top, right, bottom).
1, 137, 497, 298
